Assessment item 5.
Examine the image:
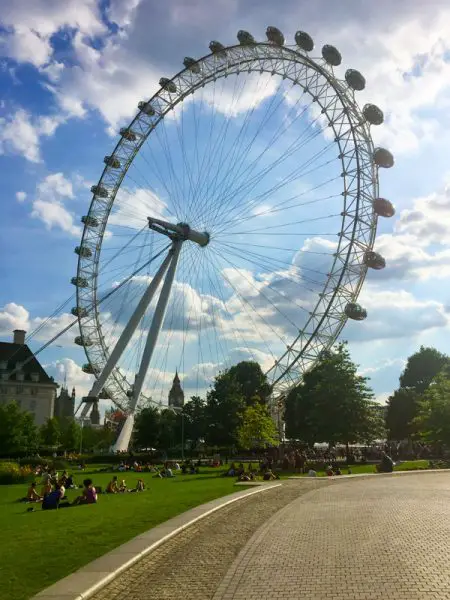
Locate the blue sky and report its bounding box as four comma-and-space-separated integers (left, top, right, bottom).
1, 0, 450, 409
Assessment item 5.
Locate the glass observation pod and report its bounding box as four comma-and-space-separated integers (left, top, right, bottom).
183, 57, 201, 73
373, 198, 395, 218
237, 30, 255, 45
345, 69, 366, 91
209, 41, 226, 54
295, 30, 314, 52
120, 128, 137, 142
322, 44, 342, 66
81, 215, 99, 227
74, 246, 92, 258
104, 155, 121, 169
70, 277, 88, 288
82, 363, 98, 374
345, 303, 367, 321
90, 185, 108, 198
74, 336, 93, 347
363, 104, 384, 125
71, 307, 88, 317
364, 250, 386, 270
373, 147, 394, 168
138, 101, 155, 116
266, 26, 285, 46
159, 78, 177, 93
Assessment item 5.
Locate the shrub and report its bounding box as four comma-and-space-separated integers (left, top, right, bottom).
0, 462, 33, 485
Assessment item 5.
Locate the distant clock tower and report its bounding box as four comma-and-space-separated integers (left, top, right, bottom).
168, 370, 184, 408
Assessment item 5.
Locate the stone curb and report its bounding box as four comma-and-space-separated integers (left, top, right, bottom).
32, 482, 282, 600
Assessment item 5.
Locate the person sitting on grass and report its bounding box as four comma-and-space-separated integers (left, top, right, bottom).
106, 476, 119, 494
72, 479, 98, 505
41, 480, 52, 498
131, 478, 145, 492
42, 484, 67, 510
376, 452, 394, 473
263, 469, 278, 481
65, 474, 75, 489
164, 466, 174, 478
27, 482, 42, 502
119, 479, 128, 492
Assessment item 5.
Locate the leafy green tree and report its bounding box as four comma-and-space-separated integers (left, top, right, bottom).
400, 346, 449, 393
414, 372, 450, 446
284, 384, 318, 446
40, 417, 61, 447
385, 388, 419, 441
60, 419, 81, 451
158, 409, 178, 449
206, 371, 245, 447
183, 396, 207, 450
0, 401, 39, 455
237, 403, 278, 449
227, 361, 271, 404
284, 344, 380, 447
134, 406, 160, 449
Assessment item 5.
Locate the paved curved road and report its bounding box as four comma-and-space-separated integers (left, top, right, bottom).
94, 473, 450, 600
215, 473, 450, 600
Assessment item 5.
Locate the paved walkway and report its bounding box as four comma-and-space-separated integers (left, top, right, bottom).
215, 473, 450, 600
91, 473, 450, 600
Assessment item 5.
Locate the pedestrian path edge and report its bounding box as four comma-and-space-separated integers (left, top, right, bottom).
32, 482, 282, 600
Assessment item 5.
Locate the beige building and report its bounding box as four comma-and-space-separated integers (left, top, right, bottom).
0, 329, 58, 425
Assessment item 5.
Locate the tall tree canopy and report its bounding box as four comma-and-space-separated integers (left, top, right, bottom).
0, 401, 39, 455
414, 372, 450, 446
399, 346, 449, 393
227, 361, 271, 404
40, 417, 61, 447
134, 406, 161, 450
182, 396, 207, 450
284, 344, 382, 445
385, 388, 419, 441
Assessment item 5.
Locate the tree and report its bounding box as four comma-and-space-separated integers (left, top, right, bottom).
400, 346, 449, 393
60, 419, 81, 451
158, 409, 178, 449
237, 403, 278, 449
40, 417, 61, 447
283, 344, 381, 448
206, 370, 245, 447
183, 396, 207, 450
284, 384, 318, 446
414, 372, 450, 447
0, 401, 39, 455
134, 406, 160, 449
385, 388, 419, 441
227, 361, 271, 404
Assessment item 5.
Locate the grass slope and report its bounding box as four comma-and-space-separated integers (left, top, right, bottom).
0, 468, 239, 600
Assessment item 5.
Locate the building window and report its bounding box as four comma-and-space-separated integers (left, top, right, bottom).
0, 386, 7, 394
31, 387, 39, 396
17, 372, 24, 382
31, 372, 39, 383
30, 399, 36, 411
16, 386, 24, 394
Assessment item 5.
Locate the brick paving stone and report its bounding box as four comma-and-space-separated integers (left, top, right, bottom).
214, 473, 450, 600
92, 481, 326, 600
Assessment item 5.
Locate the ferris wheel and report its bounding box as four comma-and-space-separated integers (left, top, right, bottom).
71, 26, 395, 451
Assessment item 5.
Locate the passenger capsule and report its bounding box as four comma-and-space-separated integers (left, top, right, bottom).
364, 250, 386, 270
363, 103, 384, 125
99, 389, 110, 399
82, 363, 98, 374
266, 26, 285, 46
209, 40, 225, 54
71, 307, 88, 317
295, 31, 314, 52
74, 246, 92, 258
345, 69, 366, 91
74, 336, 93, 347
120, 127, 137, 142
90, 185, 108, 198
71, 277, 89, 288
373, 147, 394, 169
138, 101, 155, 116
345, 302, 367, 321
81, 215, 99, 227
237, 30, 255, 45
373, 197, 395, 218
159, 77, 177, 93
104, 155, 121, 169
183, 56, 200, 73
322, 44, 342, 66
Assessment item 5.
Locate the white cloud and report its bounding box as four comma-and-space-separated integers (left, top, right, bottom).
44, 358, 94, 400
15, 191, 27, 203
30, 172, 81, 236
0, 109, 64, 162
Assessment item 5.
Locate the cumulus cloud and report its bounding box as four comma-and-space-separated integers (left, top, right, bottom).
30, 172, 82, 236
15, 191, 27, 202
0, 109, 65, 162
44, 358, 95, 399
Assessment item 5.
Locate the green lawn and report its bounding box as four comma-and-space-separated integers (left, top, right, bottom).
289, 459, 430, 477
0, 466, 240, 600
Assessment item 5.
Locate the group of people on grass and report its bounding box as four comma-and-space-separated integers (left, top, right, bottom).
106, 475, 146, 493
25, 468, 97, 510
108, 460, 200, 477
224, 462, 280, 482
